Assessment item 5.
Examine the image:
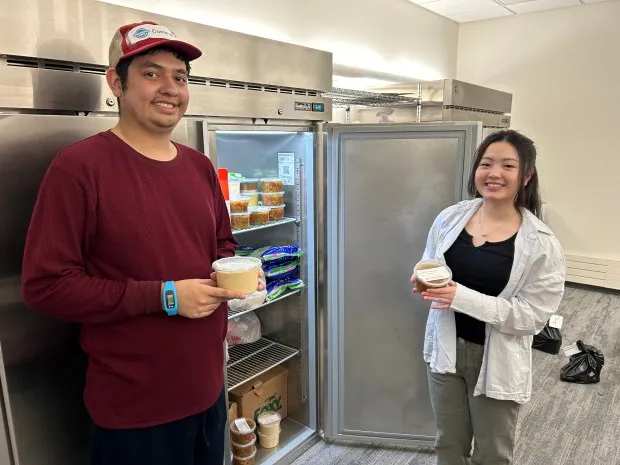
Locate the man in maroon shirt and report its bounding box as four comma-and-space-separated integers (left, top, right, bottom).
21, 21, 260, 465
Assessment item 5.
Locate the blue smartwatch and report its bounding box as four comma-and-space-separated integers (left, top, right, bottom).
162, 281, 178, 316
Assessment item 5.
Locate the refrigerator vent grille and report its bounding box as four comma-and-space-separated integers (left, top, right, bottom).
444, 105, 504, 115
2, 55, 321, 97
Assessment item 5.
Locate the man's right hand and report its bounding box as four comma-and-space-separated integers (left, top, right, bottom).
173, 279, 246, 319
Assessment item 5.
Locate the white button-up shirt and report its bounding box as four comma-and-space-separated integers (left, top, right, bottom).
422, 198, 566, 403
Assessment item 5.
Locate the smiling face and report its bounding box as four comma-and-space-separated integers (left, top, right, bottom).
474, 141, 523, 204
107, 49, 190, 134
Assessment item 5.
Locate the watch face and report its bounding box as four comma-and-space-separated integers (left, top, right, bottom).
165, 290, 175, 309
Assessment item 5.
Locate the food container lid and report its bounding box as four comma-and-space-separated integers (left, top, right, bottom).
267, 204, 286, 209
241, 190, 259, 195
213, 257, 262, 273
413, 260, 452, 285
257, 412, 281, 426
261, 191, 285, 196
230, 212, 250, 217
231, 437, 257, 448
250, 206, 270, 213
230, 196, 250, 202
232, 449, 257, 460
240, 178, 259, 182
260, 177, 283, 182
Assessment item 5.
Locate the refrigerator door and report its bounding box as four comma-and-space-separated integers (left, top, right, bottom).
0, 114, 203, 465
323, 122, 480, 446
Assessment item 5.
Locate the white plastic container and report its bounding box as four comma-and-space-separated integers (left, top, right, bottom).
212, 257, 262, 294
413, 260, 452, 292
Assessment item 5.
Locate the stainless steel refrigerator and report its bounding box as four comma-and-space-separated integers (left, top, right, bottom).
0, 1, 483, 464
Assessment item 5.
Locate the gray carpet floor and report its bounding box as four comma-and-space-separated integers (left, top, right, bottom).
292, 284, 620, 465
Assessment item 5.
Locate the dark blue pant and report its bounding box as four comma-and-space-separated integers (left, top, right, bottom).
90, 388, 227, 465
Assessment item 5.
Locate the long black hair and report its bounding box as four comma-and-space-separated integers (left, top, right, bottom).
467, 130, 542, 219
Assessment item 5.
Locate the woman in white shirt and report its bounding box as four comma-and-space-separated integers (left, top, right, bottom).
411, 130, 566, 465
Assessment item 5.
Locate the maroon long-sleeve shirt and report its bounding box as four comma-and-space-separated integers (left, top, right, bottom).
22, 130, 237, 429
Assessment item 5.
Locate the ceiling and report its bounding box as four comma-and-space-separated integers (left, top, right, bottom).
409, 0, 612, 22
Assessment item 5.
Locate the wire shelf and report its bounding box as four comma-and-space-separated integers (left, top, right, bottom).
325, 87, 420, 108
227, 338, 299, 391
228, 286, 304, 320
232, 217, 297, 235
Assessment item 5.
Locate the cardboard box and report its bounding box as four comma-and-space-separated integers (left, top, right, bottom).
229, 365, 288, 422
228, 401, 238, 424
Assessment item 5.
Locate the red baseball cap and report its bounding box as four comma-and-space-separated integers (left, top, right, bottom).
108, 21, 202, 69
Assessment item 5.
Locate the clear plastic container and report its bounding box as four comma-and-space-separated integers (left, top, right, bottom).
243, 191, 259, 207
231, 437, 257, 459
232, 448, 256, 465
230, 212, 250, 231
240, 179, 259, 193
258, 430, 280, 449
413, 260, 452, 293
257, 412, 281, 436
261, 191, 285, 206
261, 178, 284, 193
268, 204, 285, 222
229, 418, 257, 445
212, 257, 262, 294
250, 207, 270, 226
230, 197, 250, 213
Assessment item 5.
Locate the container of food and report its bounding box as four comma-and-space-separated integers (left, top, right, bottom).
230, 212, 250, 231
261, 191, 285, 206
257, 412, 281, 436
212, 257, 262, 294
240, 178, 259, 193
243, 191, 259, 207
250, 207, 270, 226
413, 260, 452, 293
230, 197, 250, 213
229, 417, 257, 445
261, 178, 284, 193
228, 179, 241, 199
258, 430, 280, 449
268, 204, 285, 222
232, 448, 256, 465
231, 437, 257, 459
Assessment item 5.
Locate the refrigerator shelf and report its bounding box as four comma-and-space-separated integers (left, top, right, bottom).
227, 285, 305, 320
227, 338, 299, 391
232, 217, 297, 235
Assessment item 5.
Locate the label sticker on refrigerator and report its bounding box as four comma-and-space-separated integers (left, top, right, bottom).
278, 153, 295, 186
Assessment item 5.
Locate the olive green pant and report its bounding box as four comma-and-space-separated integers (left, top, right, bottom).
427, 338, 520, 465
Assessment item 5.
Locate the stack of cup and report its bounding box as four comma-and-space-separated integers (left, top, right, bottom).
230, 418, 257, 465
256, 412, 282, 449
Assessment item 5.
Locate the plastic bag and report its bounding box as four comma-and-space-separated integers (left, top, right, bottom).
532, 322, 562, 355
227, 312, 262, 345
560, 340, 605, 384
263, 259, 299, 282
228, 289, 268, 313
266, 278, 304, 301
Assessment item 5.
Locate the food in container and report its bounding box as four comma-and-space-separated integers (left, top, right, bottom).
260, 178, 284, 193
257, 412, 281, 436
261, 191, 285, 206
268, 204, 285, 222
413, 260, 452, 293
231, 437, 257, 459
230, 212, 250, 231
240, 178, 259, 193
228, 179, 241, 199
212, 257, 262, 294
250, 207, 270, 226
232, 448, 256, 465
258, 430, 280, 449
230, 197, 250, 213
243, 191, 259, 207
229, 418, 257, 445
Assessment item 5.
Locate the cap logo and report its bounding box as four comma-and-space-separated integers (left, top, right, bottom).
126, 24, 177, 45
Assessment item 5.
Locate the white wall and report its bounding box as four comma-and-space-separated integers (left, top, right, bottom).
457, 0, 620, 260
101, 0, 459, 85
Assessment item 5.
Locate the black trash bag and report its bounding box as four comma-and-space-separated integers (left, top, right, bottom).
560, 340, 605, 384
533, 322, 562, 354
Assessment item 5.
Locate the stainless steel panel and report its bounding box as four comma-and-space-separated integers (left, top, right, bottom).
0, 66, 332, 121
325, 123, 480, 445
420, 80, 446, 105
0, 357, 11, 465
443, 108, 511, 128
0, 114, 201, 465
348, 107, 418, 124
0, 0, 332, 92
443, 79, 512, 114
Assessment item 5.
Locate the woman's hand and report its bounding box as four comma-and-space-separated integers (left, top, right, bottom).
421, 281, 457, 309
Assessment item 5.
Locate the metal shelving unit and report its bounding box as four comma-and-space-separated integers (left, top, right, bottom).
228, 286, 305, 320
227, 338, 299, 391
232, 217, 297, 235
324, 86, 420, 108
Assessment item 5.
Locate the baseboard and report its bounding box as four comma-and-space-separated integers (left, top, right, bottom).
565, 254, 620, 290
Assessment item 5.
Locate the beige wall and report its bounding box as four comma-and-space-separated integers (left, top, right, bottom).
457, 0, 620, 259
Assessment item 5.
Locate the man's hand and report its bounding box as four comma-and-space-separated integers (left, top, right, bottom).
174, 279, 246, 319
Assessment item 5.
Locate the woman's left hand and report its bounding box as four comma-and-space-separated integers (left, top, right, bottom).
421, 281, 457, 309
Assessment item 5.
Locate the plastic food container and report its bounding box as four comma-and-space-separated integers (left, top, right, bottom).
230, 212, 250, 231
230, 197, 250, 213
268, 204, 285, 222
250, 207, 270, 226
258, 430, 280, 449
232, 448, 256, 465
231, 437, 256, 459
240, 179, 259, 193
229, 418, 257, 445
413, 260, 452, 293
243, 191, 259, 207
261, 178, 284, 193
212, 257, 262, 294
257, 412, 281, 436
228, 180, 241, 199
261, 191, 285, 206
